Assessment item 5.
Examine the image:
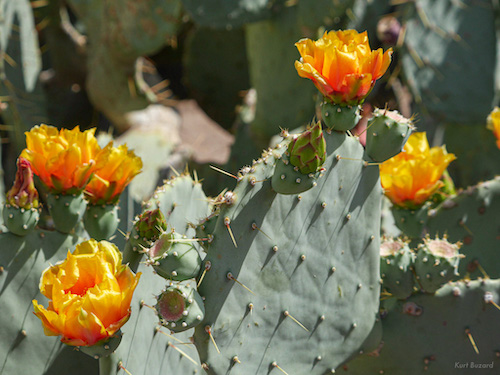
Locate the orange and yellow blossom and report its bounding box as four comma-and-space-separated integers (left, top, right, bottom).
294, 29, 392, 105
487, 107, 500, 149
85, 143, 142, 205
380, 132, 456, 208
32, 240, 140, 347
20, 125, 101, 194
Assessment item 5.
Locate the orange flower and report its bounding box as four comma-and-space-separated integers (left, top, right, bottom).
32, 240, 140, 347
85, 143, 142, 205
20, 125, 101, 194
295, 29, 392, 105
487, 107, 500, 149
380, 132, 456, 208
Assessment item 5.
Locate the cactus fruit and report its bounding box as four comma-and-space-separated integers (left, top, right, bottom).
365, 108, 413, 162
83, 204, 119, 240
148, 231, 202, 281
380, 237, 415, 300
414, 236, 463, 294
79, 331, 123, 360
2, 206, 40, 236
46, 192, 87, 233
321, 102, 362, 131
156, 279, 205, 333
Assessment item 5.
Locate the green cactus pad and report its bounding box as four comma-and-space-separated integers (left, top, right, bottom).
193, 130, 382, 374
414, 237, 463, 294
144, 174, 212, 237
321, 101, 361, 131
149, 231, 202, 281
365, 108, 413, 162
156, 280, 205, 333
2, 205, 39, 236
83, 204, 119, 241
341, 279, 500, 374
196, 215, 218, 252
181, 0, 276, 28
391, 202, 430, 238
399, 0, 497, 125
46, 192, 87, 234
424, 177, 500, 279
380, 237, 416, 300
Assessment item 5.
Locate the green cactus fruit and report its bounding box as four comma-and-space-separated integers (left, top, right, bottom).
321, 101, 361, 131
391, 202, 430, 238
2, 206, 39, 236
83, 204, 119, 240
380, 237, 416, 300
79, 331, 122, 359
46, 192, 87, 233
129, 208, 168, 252
288, 121, 327, 174
156, 279, 205, 333
365, 108, 414, 162
148, 231, 202, 281
414, 236, 464, 294
137, 208, 167, 240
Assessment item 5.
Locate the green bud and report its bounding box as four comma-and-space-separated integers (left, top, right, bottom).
288, 122, 326, 174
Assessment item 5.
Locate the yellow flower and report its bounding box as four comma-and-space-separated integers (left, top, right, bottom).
295, 29, 392, 105
20, 125, 101, 194
32, 240, 140, 347
487, 107, 500, 149
85, 143, 142, 205
380, 132, 456, 208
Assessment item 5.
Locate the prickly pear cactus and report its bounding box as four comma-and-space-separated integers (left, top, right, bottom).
192, 129, 383, 374
425, 177, 500, 279
180, 0, 280, 29
399, 0, 498, 125
380, 237, 415, 300
342, 280, 500, 375
111, 173, 212, 375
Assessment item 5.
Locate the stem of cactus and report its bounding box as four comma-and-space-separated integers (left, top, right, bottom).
98, 352, 120, 375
